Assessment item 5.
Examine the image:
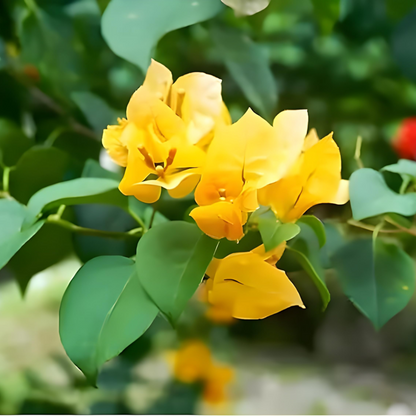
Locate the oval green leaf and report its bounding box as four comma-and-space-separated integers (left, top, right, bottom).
350, 168, 416, 221
258, 211, 300, 252
221, 0, 270, 16
0, 199, 44, 270
297, 215, 326, 248
136, 221, 219, 324
331, 239, 415, 330
59, 256, 158, 384
25, 177, 124, 225
382, 159, 416, 179
102, 0, 223, 73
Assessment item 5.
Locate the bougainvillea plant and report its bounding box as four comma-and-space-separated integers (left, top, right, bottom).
1, 0, 416, 386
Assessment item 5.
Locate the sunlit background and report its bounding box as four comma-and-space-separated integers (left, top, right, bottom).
2, 0, 416, 414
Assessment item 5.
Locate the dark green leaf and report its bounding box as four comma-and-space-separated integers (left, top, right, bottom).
102, 0, 223, 72
392, 9, 416, 83
350, 168, 416, 220
311, 0, 340, 34
71, 91, 121, 135
258, 211, 300, 252
9, 146, 73, 204
331, 238, 415, 329
136, 221, 218, 323
215, 230, 262, 259
59, 256, 158, 384
297, 215, 326, 248
8, 222, 73, 293
0, 199, 44, 271
0, 119, 33, 167
210, 25, 277, 117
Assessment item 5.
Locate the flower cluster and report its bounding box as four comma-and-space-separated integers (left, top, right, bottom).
103, 60, 349, 320
171, 340, 234, 406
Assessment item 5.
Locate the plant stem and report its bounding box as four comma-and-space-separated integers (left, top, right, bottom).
2, 167, 10, 193
354, 135, 364, 169
148, 207, 157, 229
348, 219, 401, 234
384, 216, 416, 237
128, 209, 147, 232
46, 216, 142, 240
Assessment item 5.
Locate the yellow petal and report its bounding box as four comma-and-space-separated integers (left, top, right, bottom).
102, 119, 138, 167
331, 179, 349, 205
167, 173, 200, 199
251, 242, 286, 265
303, 128, 320, 151
190, 202, 245, 241
209, 252, 304, 319
172, 72, 225, 145
203, 365, 234, 404
142, 59, 173, 102
259, 133, 347, 222
174, 340, 212, 383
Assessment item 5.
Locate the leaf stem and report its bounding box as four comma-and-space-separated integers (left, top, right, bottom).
46, 216, 143, 240
128, 208, 147, 232
348, 219, 400, 234
354, 135, 364, 169
2, 167, 10, 193
148, 207, 157, 229
384, 216, 416, 237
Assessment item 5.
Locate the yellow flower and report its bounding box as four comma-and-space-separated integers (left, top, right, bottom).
172, 340, 234, 406
190, 108, 309, 240
258, 129, 349, 223
173, 340, 212, 383
102, 60, 230, 203
205, 243, 304, 320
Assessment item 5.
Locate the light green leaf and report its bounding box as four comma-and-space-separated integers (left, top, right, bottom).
71, 92, 121, 135
82, 159, 122, 181
331, 239, 415, 330
221, 0, 270, 16
25, 178, 124, 225
288, 222, 330, 310
102, 0, 223, 72
311, 0, 340, 34
382, 159, 416, 179
0, 199, 44, 270
210, 25, 277, 117
60, 256, 158, 384
136, 221, 218, 323
297, 215, 326, 248
258, 211, 300, 252
350, 168, 416, 221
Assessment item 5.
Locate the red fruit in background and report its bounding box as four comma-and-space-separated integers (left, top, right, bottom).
394, 118, 416, 160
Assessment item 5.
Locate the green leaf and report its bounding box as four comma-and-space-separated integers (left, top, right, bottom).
136, 221, 218, 323
102, 0, 223, 73
392, 9, 416, 83
210, 25, 277, 117
221, 0, 270, 16
311, 0, 340, 34
331, 239, 415, 329
258, 211, 300, 252
215, 230, 262, 259
0, 119, 33, 167
71, 91, 121, 135
59, 256, 158, 384
82, 159, 122, 181
9, 146, 73, 204
0, 199, 44, 271
288, 222, 330, 310
382, 159, 416, 179
350, 168, 416, 221
297, 215, 326, 248
8, 222, 73, 294
25, 177, 124, 225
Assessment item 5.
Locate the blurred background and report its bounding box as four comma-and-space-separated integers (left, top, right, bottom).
2, 0, 416, 414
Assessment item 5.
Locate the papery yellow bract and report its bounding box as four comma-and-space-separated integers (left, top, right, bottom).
258, 130, 349, 223
102, 60, 230, 203
190, 108, 309, 240
204, 243, 304, 320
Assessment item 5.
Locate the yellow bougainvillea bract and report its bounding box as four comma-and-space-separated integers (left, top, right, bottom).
103, 60, 349, 321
